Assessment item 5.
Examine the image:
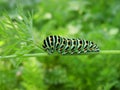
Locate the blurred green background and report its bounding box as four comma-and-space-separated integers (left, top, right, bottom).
0, 0, 120, 90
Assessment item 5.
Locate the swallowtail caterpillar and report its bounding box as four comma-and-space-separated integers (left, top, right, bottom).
42, 35, 100, 55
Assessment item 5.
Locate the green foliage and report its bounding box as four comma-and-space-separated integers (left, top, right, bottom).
21, 58, 45, 90
0, 0, 120, 90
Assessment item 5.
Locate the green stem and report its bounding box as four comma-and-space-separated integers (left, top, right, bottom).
0, 53, 48, 59
100, 50, 120, 54
0, 50, 120, 59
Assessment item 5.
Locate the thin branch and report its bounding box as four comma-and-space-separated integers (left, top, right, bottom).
0, 53, 48, 59
100, 50, 120, 54
0, 50, 120, 59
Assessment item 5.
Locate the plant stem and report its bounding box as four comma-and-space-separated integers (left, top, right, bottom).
0, 50, 120, 59
0, 53, 48, 59
100, 50, 120, 54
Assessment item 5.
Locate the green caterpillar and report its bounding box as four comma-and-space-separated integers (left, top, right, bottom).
42, 35, 100, 55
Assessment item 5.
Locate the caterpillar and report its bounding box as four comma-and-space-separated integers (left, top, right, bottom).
42, 35, 100, 55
